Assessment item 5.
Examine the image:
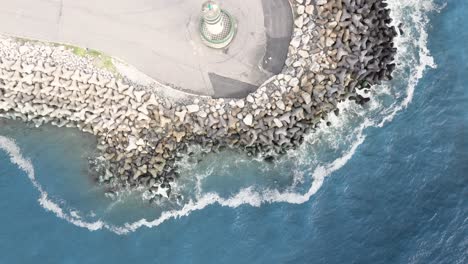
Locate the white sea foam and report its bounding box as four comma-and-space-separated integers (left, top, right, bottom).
0, 136, 107, 232
378, 0, 440, 126
0, 0, 440, 234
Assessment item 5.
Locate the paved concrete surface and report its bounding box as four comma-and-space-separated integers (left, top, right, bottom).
262, 0, 294, 74
0, 0, 292, 98
209, 73, 258, 98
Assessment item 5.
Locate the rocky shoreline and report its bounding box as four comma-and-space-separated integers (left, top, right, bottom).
0, 0, 397, 199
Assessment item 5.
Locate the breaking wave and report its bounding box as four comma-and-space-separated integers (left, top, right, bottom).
0, 0, 441, 234
0, 135, 106, 231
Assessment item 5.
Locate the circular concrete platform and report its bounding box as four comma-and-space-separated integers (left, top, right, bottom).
0, 0, 293, 98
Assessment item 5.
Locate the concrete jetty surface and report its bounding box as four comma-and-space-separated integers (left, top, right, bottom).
0, 0, 293, 98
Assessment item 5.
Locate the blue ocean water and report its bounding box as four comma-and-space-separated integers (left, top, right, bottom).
0, 0, 466, 263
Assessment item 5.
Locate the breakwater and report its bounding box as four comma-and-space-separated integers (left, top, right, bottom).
0, 0, 397, 199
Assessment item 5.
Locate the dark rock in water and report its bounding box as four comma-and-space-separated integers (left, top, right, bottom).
398, 23, 404, 35
334, 109, 340, 117
218, 145, 227, 152
356, 95, 371, 105
165, 171, 175, 178
298, 136, 304, 144
264, 156, 275, 163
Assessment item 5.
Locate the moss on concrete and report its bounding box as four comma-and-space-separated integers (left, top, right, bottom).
12, 36, 120, 77
64, 46, 120, 77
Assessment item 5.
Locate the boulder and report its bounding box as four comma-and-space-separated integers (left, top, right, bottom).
243, 114, 253, 127
186, 104, 200, 113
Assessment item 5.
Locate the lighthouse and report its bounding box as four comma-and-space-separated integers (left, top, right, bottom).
200, 1, 237, 49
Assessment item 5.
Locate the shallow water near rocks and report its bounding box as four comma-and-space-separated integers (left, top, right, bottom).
0, 0, 467, 263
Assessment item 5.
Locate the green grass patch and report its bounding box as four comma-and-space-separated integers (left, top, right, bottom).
14, 37, 33, 45
67, 46, 120, 76
12, 36, 120, 77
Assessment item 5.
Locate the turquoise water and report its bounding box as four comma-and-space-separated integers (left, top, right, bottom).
0, 0, 466, 263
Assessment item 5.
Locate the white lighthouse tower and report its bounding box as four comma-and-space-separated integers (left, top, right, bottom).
200, 1, 237, 49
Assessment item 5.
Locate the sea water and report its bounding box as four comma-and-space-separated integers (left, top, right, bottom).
0, 0, 466, 263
